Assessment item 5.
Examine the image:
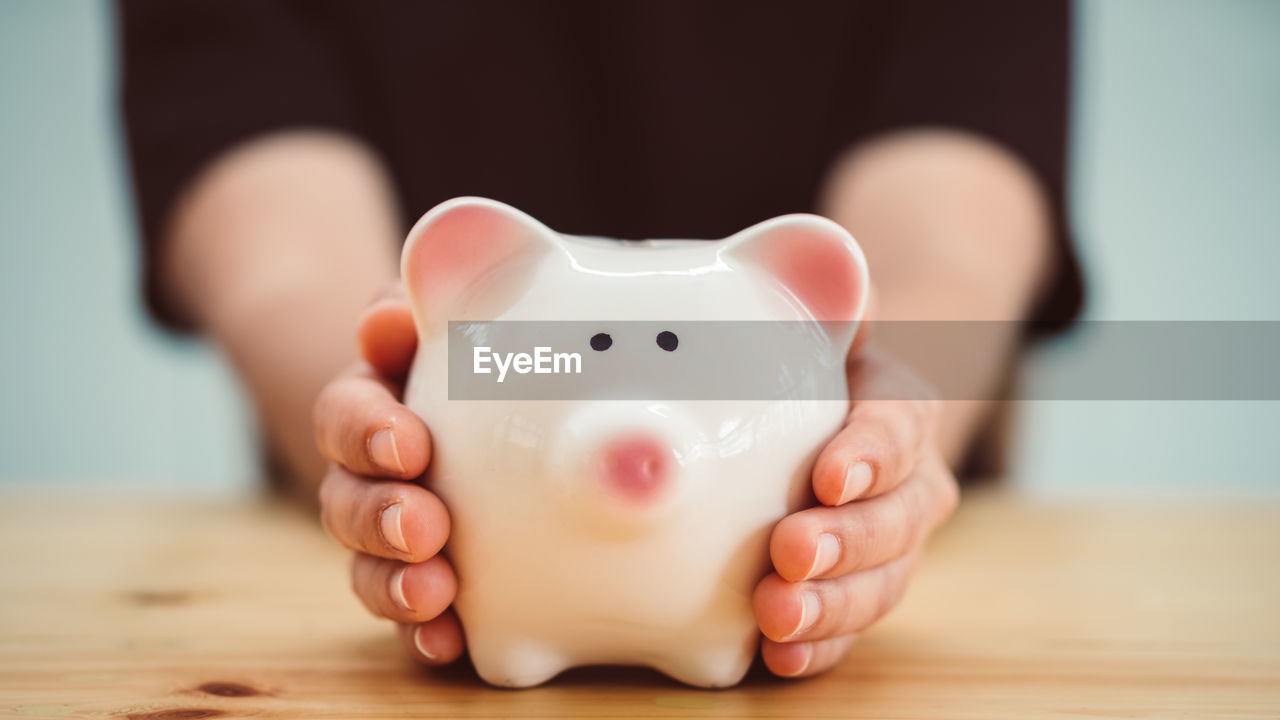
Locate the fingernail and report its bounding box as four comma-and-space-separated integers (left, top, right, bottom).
413, 624, 438, 661
788, 591, 821, 639
390, 566, 412, 612
839, 461, 873, 503
370, 428, 405, 474
804, 534, 841, 580
781, 642, 814, 677
380, 503, 410, 554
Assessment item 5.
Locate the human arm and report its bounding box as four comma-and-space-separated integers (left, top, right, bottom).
160, 131, 402, 496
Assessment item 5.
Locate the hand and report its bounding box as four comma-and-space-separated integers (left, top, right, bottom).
752, 301, 960, 677
316, 286, 958, 677
313, 286, 465, 664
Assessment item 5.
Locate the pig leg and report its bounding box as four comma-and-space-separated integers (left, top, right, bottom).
651, 633, 759, 688
468, 636, 568, 688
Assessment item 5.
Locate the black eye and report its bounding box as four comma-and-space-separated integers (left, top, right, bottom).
590, 333, 612, 351
656, 331, 678, 352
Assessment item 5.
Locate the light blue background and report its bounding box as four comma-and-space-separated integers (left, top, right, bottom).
1, 0, 1277, 496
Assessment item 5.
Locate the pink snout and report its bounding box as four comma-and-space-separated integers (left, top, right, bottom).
596, 435, 671, 503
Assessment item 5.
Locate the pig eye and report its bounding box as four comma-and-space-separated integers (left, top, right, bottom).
590, 333, 612, 351
656, 331, 678, 352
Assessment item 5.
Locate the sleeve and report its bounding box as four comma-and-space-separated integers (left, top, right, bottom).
843, 0, 1083, 330
117, 0, 360, 330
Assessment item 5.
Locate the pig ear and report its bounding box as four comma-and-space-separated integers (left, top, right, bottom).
401, 197, 557, 326
720, 214, 870, 323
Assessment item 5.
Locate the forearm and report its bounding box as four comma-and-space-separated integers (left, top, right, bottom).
161, 131, 401, 495
819, 129, 1055, 466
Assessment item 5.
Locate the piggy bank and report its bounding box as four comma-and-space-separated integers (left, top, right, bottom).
401, 197, 869, 687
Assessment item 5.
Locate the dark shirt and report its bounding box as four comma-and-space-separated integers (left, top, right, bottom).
119, 0, 1081, 331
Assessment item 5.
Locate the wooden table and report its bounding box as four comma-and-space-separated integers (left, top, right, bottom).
1, 488, 1277, 719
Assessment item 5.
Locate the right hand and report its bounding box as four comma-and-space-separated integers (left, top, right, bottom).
313, 286, 463, 664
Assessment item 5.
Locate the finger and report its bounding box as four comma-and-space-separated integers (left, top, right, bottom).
811, 393, 937, 506
351, 553, 457, 623
754, 552, 919, 643
319, 466, 450, 562
313, 368, 430, 479
761, 633, 858, 678
399, 611, 466, 665
771, 455, 958, 581
358, 293, 418, 380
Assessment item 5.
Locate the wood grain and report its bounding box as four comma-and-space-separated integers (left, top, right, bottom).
1, 488, 1277, 718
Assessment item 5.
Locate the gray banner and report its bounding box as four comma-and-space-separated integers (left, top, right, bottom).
444, 321, 1280, 401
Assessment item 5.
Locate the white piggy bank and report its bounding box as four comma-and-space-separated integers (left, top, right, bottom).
401, 197, 869, 688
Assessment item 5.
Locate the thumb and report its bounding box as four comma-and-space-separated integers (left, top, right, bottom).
358, 283, 418, 380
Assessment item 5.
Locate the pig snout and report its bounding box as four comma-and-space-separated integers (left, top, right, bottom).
548, 403, 702, 526
595, 434, 671, 503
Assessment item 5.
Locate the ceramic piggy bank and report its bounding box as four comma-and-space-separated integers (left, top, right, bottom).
401, 197, 869, 687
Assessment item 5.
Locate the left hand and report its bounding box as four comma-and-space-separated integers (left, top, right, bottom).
752, 310, 959, 677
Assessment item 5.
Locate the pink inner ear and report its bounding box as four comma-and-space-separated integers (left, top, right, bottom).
748, 225, 864, 322
403, 201, 541, 322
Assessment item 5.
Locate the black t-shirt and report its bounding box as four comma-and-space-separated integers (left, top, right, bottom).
118, 0, 1081, 331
